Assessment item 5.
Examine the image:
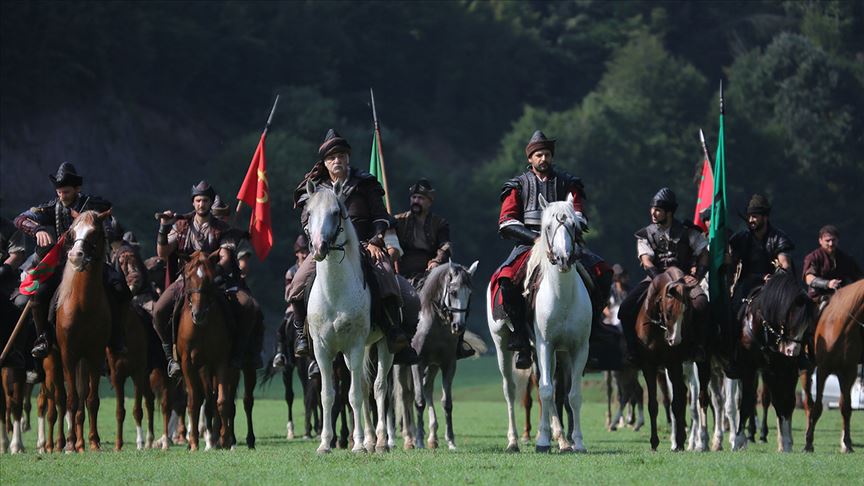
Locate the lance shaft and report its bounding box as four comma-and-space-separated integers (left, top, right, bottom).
370, 88, 392, 213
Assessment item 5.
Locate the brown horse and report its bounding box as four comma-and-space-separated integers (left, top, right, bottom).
735, 272, 817, 452
107, 244, 163, 450
176, 250, 237, 451
36, 346, 67, 453
55, 210, 113, 452
635, 267, 707, 451
803, 279, 864, 453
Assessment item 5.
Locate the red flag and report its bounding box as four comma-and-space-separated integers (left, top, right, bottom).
20, 234, 67, 295
693, 157, 714, 232
236, 133, 273, 260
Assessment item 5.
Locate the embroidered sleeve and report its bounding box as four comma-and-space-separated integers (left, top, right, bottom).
498, 189, 522, 228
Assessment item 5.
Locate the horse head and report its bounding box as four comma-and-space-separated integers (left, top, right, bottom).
538, 193, 585, 272
432, 260, 479, 336
113, 244, 146, 294
751, 273, 817, 357
182, 250, 220, 326
306, 180, 350, 262
645, 267, 692, 346
67, 209, 110, 272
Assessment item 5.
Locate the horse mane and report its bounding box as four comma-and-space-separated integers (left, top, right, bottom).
752, 272, 815, 329
420, 262, 473, 311
820, 279, 864, 327
524, 200, 577, 292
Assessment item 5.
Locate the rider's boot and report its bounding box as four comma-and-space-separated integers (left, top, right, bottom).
292, 303, 311, 358
456, 334, 476, 360
500, 280, 532, 369
162, 343, 181, 379
30, 302, 51, 359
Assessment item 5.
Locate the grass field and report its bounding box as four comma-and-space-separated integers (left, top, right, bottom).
2, 356, 862, 485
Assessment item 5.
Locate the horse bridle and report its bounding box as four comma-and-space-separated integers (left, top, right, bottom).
743, 297, 805, 350
183, 272, 211, 323
433, 276, 471, 324
649, 284, 688, 332
320, 199, 350, 262
545, 213, 581, 266
70, 234, 101, 269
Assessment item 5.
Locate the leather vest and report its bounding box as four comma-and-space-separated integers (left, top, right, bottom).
173, 217, 228, 259
635, 220, 695, 271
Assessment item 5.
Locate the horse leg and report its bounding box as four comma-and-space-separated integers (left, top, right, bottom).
3, 368, 25, 453
683, 363, 698, 451
608, 372, 623, 431
243, 366, 256, 449
412, 362, 427, 449
282, 365, 295, 439
724, 377, 740, 450
759, 376, 771, 443
632, 372, 645, 431
36, 385, 47, 453
604, 371, 613, 429
185, 369, 203, 451
733, 370, 756, 451
111, 366, 126, 451
568, 342, 590, 453
643, 365, 660, 451
84, 364, 100, 451
23, 382, 33, 433
141, 373, 155, 449
837, 369, 855, 453
441, 362, 457, 450
804, 366, 826, 452
373, 341, 393, 453
534, 340, 556, 453
132, 377, 145, 450
345, 347, 366, 454
423, 364, 440, 449
493, 334, 520, 452
768, 368, 796, 453
61, 354, 82, 453
666, 364, 687, 451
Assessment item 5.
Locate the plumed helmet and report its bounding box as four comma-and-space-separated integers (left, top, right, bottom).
650, 187, 678, 212
318, 129, 351, 159
746, 194, 771, 216
293, 234, 310, 253
408, 178, 436, 199
49, 162, 83, 188
525, 130, 556, 158
190, 180, 216, 201
211, 195, 230, 217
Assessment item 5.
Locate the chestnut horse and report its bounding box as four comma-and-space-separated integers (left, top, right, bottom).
108, 244, 163, 450
55, 210, 113, 452
176, 250, 237, 450
735, 272, 817, 452
635, 267, 708, 451
803, 279, 863, 453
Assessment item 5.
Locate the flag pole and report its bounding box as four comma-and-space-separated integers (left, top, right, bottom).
370, 88, 392, 213
235, 93, 280, 216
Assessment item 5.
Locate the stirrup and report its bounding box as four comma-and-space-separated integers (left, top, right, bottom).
272, 353, 288, 369
294, 335, 310, 358
31, 334, 49, 359
457, 342, 476, 360
167, 359, 181, 379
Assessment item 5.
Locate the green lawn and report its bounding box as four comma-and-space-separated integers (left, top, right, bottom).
2, 357, 862, 485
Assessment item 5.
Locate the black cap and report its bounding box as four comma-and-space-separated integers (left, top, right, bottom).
650, 187, 678, 212
49, 162, 83, 188
191, 180, 216, 201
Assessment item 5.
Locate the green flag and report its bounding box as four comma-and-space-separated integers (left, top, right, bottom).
708, 84, 728, 325
368, 130, 391, 212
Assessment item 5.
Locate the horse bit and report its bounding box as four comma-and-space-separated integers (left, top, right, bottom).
434, 276, 470, 323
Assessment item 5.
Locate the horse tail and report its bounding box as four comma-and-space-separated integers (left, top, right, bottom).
462, 331, 487, 357
257, 358, 281, 389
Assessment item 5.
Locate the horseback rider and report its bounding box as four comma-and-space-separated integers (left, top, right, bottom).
394, 178, 474, 359
802, 225, 862, 305
273, 234, 309, 370
494, 130, 610, 369
289, 129, 419, 365
153, 181, 257, 377
728, 194, 794, 318
617, 187, 710, 363
13, 162, 130, 359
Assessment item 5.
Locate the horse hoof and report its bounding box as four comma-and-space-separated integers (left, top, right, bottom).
840, 445, 853, 454
803, 445, 814, 453
447, 442, 457, 451
535, 445, 551, 453
427, 440, 438, 450
505, 443, 520, 453
759, 437, 767, 443
317, 446, 332, 454
351, 445, 365, 454
375, 445, 389, 453
559, 446, 573, 453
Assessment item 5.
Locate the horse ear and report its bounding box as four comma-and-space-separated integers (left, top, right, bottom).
96, 209, 112, 221
566, 192, 574, 205
467, 260, 479, 276
306, 180, 317, 197
667, 284, 681, 299
538, 193, 548, 210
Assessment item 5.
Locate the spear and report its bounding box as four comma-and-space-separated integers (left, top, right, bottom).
369, 88, 392, 213
699, 129, 712, 165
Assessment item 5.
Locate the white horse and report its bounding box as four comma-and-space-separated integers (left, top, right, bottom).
487, 193, 593, 453
304, 180, 392, 454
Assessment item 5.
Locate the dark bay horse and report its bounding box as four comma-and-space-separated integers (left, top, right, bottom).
735, 272, 817, 452
635, 267, 707, 451
803, 279, 863, 453
55, 210, 113, 452
108, 244, 166, 450
177, 250, 237, 451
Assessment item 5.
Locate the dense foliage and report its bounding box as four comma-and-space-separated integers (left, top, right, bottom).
2, 1, 862, 330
